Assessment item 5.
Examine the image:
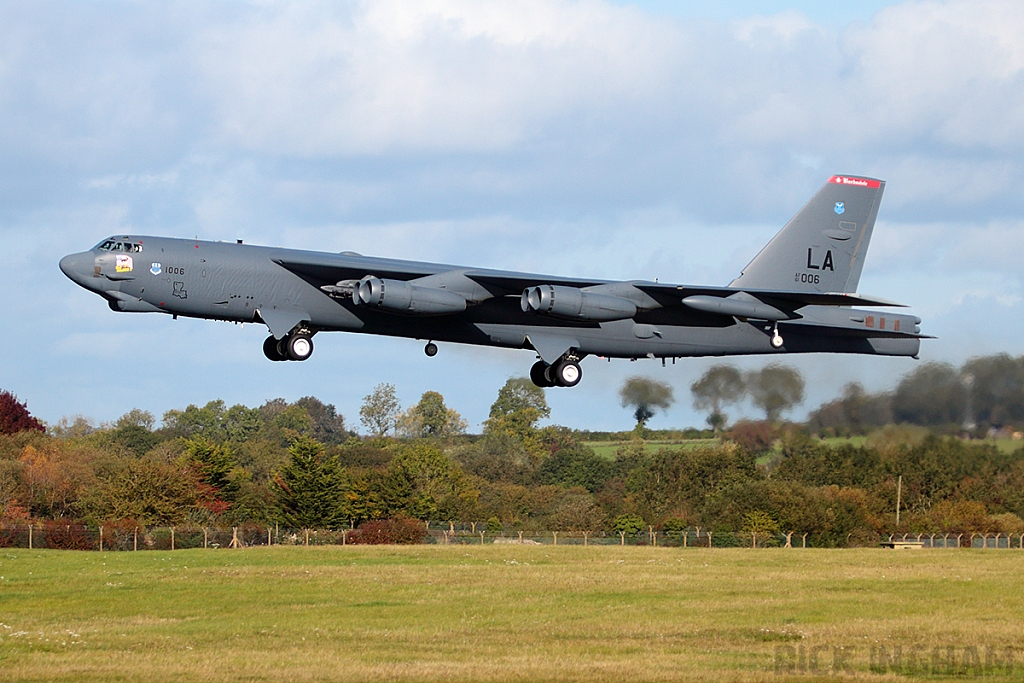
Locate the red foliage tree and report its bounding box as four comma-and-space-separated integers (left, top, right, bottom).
0, 391, 45, 435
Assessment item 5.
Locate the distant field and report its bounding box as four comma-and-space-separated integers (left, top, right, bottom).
1, 546, 1021, 682
820, 436, 1022, 454
587, 438, 719, 460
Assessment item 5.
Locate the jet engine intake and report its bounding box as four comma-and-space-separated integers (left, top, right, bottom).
354, 277, 467, 315
521, 285, 637, 321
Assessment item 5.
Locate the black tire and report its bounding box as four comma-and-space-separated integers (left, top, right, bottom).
263, 336, 286, 361
287, 334, 314, 361
553, 360, 582, 387
530, 360, 553, 388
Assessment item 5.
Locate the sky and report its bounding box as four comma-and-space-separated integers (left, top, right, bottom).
2, 0, 1023, 434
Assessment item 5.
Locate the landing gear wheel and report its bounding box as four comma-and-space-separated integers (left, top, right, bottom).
530, 360, 554, 388
286, 334, 314, 361
424, 342, 438, 357
263, 336, 287, 361
553, 360, 582, 387
770, 325, 784, 349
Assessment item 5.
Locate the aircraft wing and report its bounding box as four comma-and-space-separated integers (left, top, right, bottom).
275, 255, 908, 319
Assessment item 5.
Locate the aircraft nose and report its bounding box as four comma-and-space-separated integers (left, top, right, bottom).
59, 251, 96, 287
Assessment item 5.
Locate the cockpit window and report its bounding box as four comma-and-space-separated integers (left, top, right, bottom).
94, 239, 142, 252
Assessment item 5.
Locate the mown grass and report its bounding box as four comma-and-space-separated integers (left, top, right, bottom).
1, 546, 1021, 682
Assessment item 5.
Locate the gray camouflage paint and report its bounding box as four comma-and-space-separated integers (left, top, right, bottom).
60, 176, 924, 380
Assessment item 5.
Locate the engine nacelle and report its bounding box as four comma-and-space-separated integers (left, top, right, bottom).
521, 284, 637, 321
354, 277, 467, 315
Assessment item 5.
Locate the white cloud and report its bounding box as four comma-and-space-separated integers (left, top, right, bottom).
4, 0, 1024, 428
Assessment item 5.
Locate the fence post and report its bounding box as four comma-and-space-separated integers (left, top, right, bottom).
553, 531, 558, 546
784, 532, 793, 548
480, 531, 485, 545
683, 530, 687, 548
652, 531, 657, 547
230, 527, 240, 549
342, 529, 347, 546
134, 527, 138, 552
170, 527, 175, 551
707, 531, 712, 548
267, 528, 272, 547
957, 534, 963, 548
203, 528, 208, 549
518, 531, 524, 544
29, 523, 33, 550
802, 533, 807, 548
305, 529, 309, 546
583, 531, 589, 546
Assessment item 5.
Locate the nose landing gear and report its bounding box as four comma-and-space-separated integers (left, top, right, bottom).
770, 323, 785, 349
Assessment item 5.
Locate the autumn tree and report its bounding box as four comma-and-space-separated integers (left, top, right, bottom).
161, 400, 227, 439
484, 378, 550, 441
294, 396, 351, 444
275, 437, 348, 529
0, 391, 45, 436
84, 459, 202, 526
383, 443, 478, 521
891, 362, 966, 426
107, 409, 159, 457
961, 354, 1024, 428
398, 391, 468, 438
182, 437, 239, 510
551, 491, 606, 534
359, 383, 401, 437
690, 365, 746, 431
619, 377, 674, 429
747, 365, 805, 422
742, 510, 780, 548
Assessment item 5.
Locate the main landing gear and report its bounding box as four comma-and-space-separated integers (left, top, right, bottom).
530, 357, 583, 388
263, 332, 314, 362
770, 323, 785, 349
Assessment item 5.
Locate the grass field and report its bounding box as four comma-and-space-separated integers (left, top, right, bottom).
1, 546, 1021, 682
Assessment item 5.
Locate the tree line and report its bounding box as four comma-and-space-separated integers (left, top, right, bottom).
1, 352, 1022, 546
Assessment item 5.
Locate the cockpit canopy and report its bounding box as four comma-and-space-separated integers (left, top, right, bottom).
95, 238, 143, 253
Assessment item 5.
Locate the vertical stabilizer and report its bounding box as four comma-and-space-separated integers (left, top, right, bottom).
730, 175, 885, 293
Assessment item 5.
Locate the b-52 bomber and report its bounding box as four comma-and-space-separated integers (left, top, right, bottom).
60, 175, 926, 388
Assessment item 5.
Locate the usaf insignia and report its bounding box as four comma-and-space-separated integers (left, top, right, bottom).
150, 262, 162, 275
834, 202, 845, 215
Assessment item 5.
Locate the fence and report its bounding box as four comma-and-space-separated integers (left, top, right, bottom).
3, 523, 1022, 551
882, 532, 1024, 549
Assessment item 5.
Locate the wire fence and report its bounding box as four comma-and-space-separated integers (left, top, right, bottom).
2, 523, 1022, 551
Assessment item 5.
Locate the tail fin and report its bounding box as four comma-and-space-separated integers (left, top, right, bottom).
730, 175, 885, 294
